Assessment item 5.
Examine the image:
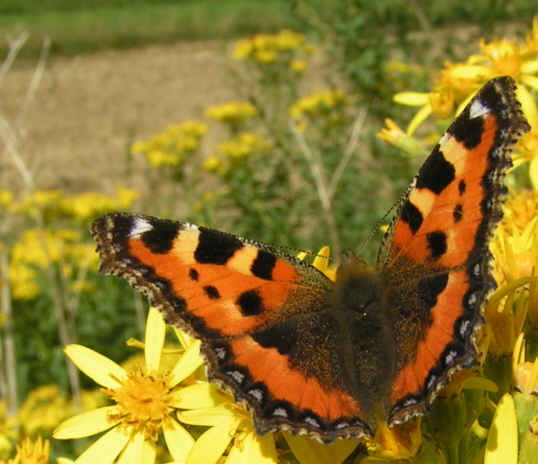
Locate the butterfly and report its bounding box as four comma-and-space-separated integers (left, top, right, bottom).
91, 76, 529, 443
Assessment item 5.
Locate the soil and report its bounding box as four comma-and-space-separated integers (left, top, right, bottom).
1, 41, 240, 195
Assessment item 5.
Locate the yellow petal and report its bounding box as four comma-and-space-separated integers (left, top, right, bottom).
284, 432, 358, 464
513, 332, 526, 376
407, 103, 432, 135
164, 418, 194, 462
57, 459, 75, 464
312, 246, 330, 272
177, 406, 237, 426
74, 427, 130, 464
449, 64, 490, 79
117, 433, 144, 464
521, 60, 538, 74
467, 54, 488, 65
142, 441, 157, 464
521, 74, 538, 92
484, 393, 518, 464
186, 421, 239, 464
145, 307, 166, 372
516, 83, 538, 124
170, 383, 223, 409
393, 92, 430, 106
65, 344, 126, 389
530, 157, 538, 190
54, 406, 120, 439
174, 328, 195, 349
313, 245, 330, 263
226, 431, 278, 464
168, 340, 203, 387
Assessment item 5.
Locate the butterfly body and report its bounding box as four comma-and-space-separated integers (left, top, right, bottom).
92, 76, 530, 443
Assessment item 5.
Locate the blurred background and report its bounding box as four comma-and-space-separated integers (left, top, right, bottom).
1, 0, 537, 461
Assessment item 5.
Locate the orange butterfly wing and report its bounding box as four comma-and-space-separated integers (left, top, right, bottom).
92, 214, 367, 441
377, 76, 529, 423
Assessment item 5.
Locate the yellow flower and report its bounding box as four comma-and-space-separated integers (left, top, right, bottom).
0, 436, 50, 464
8, 261, 39, 300
484, 280, 529, 357
522, 17, 538, 55
146, 150, 182, 167
232, 30, 312, 65
290, 59, 307, 73
490, 191, 538, 286
9, 227, 97, 300
11, 229, 66, 268
217, 133, 270, 160
131, 121, 206, 169
10, 190, 63, 219
393, 19, 538, 135
205, 102, 257, 125
232, 38, 254, 60
177, 398, 278, 464
61, 189, 139, 222
254, 49, 277, 63
202, 154, 223, 173
376, 118, 427, 157
0, 401, 16, 460
510, 89, 538, 180
169, 120, 208, 137
274, 29, 305, 51
0, 190, 13, 211
290, 89, 349, 120
54, 307, 202, 464
365, 417, 422, 460
18, 385, 73, 436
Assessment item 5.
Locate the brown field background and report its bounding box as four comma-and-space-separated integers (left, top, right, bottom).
3, 41, 237, 199
3, 38, 327, 212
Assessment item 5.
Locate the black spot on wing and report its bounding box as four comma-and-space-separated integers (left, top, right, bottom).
141, 219, 180, 254
449, 108, 484, 149
401, 200, 423, 234
195, 227, 243, 264
237, 290, 264, 316
458, 180, 466, 195
204, 285, 220, 299
252, 320, 297, 355
426, 231, 447, 260
418, 273, 449, 309
416, 145, 456, 194
453, 204, 463, 222
251, 250, 276, 280
189, 268, 199, 281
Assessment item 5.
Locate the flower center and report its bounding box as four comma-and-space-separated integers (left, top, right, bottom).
104, 370, 173, 441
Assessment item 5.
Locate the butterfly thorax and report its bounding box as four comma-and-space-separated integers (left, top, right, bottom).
330, 257, 398, 425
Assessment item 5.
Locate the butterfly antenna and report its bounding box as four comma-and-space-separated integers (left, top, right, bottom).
355, 197, 401, 256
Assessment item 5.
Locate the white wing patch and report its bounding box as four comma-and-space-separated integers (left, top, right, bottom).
469, 99, 490, 119
129, 217, 154, 237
